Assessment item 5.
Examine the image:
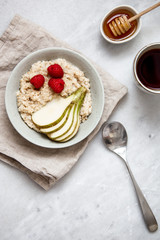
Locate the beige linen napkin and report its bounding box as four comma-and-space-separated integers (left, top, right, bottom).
0, 15, 127, 190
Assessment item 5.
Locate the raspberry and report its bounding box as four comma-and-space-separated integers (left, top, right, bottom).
48, 78, 65, 93
30, 74, 45, 89
47, 64, 64, 78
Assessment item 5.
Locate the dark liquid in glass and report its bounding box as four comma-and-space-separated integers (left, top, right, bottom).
136, 49, 160, 90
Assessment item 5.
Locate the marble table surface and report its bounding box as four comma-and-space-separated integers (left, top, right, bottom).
0, 0, 160, 239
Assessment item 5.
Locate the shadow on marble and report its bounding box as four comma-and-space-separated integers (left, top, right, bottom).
98, 31, 143, 57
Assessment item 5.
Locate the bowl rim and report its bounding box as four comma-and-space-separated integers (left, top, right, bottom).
5, 47, 104, 148
133, 42, 160, 94
100, 5, 142, 44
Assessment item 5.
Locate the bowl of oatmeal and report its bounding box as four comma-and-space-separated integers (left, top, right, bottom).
5, 48, 104, 148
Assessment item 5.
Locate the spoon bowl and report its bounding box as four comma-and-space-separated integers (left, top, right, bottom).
103, 121, 127, 152
102, 121, 158, 232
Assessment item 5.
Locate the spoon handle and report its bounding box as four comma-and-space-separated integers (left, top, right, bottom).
125, 162, 158, 232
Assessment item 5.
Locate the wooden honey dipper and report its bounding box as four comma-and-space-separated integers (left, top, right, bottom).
109, 2, 160, 37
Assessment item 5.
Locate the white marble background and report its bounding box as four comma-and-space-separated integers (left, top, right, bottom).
0, 0, 160, 239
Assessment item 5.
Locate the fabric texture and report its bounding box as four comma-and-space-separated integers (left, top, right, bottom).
0, 15, 127, 190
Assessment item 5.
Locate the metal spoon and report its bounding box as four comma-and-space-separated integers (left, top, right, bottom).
102, 121, 158, 232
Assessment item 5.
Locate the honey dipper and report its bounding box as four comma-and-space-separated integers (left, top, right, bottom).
109, 2, 160, 37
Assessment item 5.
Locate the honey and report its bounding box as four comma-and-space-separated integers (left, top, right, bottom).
103, 9, 137, 41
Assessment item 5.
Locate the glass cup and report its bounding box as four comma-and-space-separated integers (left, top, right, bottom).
133, 43, 160, 94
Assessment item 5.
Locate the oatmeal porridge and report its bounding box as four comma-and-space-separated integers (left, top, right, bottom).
17, 58, 92, 132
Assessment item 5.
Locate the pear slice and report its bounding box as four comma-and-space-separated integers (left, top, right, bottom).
47, 104, 76, 139
54, 105, 80, 142
54, 88, 86, 142
32, 87, 86, 128
61, 116, 80, 142
40, 106, 71, 134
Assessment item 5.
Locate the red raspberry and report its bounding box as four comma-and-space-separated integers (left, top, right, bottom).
48, 78, 65, 93
30, 74, 45, 89
47, 64, 64, 78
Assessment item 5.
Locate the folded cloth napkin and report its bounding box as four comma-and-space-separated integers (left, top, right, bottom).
0, 15, 127, 190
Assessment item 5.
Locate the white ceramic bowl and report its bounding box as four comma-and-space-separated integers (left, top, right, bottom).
100, 5, 142, 44
5, 48, 104, 148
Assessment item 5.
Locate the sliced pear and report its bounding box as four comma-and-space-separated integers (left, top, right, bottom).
55, 105, 80, 142
54, 89, 86, 142
40, 106, 71, 134
61, 116, 80, 142
47, 104, 76, 139
32, 95, 72, 128
32, 87, 86, 128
